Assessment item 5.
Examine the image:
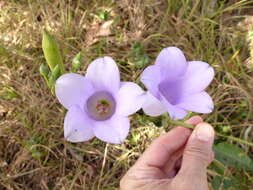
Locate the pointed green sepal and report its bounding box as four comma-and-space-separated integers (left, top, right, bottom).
48, 65, 61, 95
39, 64, 50, 87
71, 52, 82, 72
39, 64, 50, 78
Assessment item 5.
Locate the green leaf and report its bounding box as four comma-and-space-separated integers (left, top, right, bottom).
51, 64, 61, 80
214, 142, 253, 171
131, 41, 143, 56
211, 176, 222, 190
39, 64, 49, 78
42, 30, 65, 73
211, 176, 237, 190
39, 64, 50, 87
210, 161, 225, 175
135, 55, 150, 69
71, 52, 82, 72
48, 65, 60, 94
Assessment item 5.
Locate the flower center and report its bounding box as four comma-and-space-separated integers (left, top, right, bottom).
96, 100, 110, 114
86, 91, 116, 121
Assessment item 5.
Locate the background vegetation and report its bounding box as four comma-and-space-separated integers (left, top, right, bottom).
0, 0, 253, 189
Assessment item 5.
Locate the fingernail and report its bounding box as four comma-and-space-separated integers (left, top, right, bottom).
195, 123, 214, 142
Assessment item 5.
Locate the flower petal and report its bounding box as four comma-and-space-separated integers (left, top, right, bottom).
140, 65, 161, 98
181, 61, 214, 93
142, 92, 167, 116
160, 94, 187, 120
55, 73, 94, 109
93, 115, 130, 144
116, 82, 145, 116
158, 79, 182, 105
155, 47, 188, 79
177, 91, 214, 113
64, 106, 94, 142
86, 56, 120, 93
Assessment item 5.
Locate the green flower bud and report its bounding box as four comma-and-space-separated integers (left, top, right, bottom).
42, 30, 65, 73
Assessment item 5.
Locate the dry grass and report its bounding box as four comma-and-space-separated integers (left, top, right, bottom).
0, 0, 253, 189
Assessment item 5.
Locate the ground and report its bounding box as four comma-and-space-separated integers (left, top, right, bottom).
0, 0, 253, 189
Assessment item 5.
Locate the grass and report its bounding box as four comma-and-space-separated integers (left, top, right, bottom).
0, 0, 253, 189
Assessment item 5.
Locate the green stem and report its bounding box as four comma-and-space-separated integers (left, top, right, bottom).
215, 133, 253, 147
170, 120, 253, 147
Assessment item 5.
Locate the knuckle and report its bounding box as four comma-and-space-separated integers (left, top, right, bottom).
184, 145, 210, 162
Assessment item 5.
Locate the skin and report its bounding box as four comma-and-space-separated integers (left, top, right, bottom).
120, 116, 215, 190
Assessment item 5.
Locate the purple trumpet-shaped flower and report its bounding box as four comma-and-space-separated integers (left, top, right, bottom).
141, 47, 214, 120
55, 57, 145, 144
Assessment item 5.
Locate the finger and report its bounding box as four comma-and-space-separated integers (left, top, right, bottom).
164, 148, 183, 177
167, 150, 214, 178
167, 157, 182, 178
120, 116, 203, 189
137, 116, 202, 169
163, 116, 203, 174
178, 122, 215, 178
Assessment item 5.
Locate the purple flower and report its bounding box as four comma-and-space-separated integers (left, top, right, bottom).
141, 47, 214, 120
55, 57, 145, 144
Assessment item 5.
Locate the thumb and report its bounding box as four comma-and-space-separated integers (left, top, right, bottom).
179, 122, 215, 177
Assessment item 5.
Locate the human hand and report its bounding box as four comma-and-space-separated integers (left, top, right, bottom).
120, 116, 215, 190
